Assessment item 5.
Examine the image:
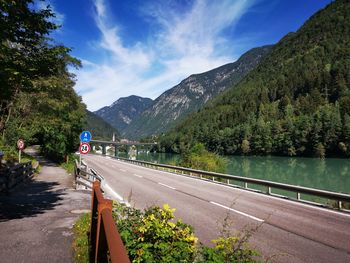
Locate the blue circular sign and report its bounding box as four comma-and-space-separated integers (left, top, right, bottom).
80, 131, 92, 142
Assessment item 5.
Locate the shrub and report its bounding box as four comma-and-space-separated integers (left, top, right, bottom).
179, 143, 227, 173
196, 236, 261, 263
113, 203, 197, 263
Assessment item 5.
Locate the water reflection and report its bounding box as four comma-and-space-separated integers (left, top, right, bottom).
226, 156, 350, 194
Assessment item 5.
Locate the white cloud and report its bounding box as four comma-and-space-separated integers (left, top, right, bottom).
74, 0, 256, 111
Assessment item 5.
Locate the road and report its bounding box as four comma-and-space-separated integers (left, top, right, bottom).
83, 154, 350, 263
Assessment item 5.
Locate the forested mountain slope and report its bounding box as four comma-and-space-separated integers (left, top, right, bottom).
85, 110, 120, 141
161, 0, 350, 158
123, 45, 272, 139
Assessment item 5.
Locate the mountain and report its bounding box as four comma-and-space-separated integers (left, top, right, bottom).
123, 45, 272, 139
85, 110, 120, 141
161, 0, 350, 158
94, 95, 153, 132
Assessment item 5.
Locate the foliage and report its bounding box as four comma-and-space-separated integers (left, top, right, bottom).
196, 237, 261, 263
113, 203, 198, 263
160, 0, 350, 158
0, 0, 86, 162
72, 213, 90, 263
178, 143, 227, 173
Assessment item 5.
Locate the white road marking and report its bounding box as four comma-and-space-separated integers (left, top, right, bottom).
102, 182, 130, 207
158, 182, 176, 190
119, 169, 126, 172
210, 201, 264, 222
133, 173, 143, 178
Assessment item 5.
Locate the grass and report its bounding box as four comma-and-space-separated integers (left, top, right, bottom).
60, 153, 79, 174
72, 213, 90, 263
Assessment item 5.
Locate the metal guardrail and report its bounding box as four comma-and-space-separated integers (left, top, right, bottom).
90, 181, 130, 263
113, 156, 350, 211
74, 160, 104, 190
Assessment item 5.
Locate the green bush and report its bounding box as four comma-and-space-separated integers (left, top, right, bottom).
113, 203, 197, 263
179, 143, 227, 173
196, 236, 261, 263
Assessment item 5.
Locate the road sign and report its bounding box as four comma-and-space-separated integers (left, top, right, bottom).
17, 139, 25, 150
79, 142, 91, 154
80, 131, 92, 143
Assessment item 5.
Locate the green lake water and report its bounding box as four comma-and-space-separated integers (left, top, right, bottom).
115, 152, 350, 195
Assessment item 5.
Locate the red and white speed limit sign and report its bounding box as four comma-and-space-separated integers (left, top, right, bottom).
17, 139, 25, 150
79, 142, 91, 154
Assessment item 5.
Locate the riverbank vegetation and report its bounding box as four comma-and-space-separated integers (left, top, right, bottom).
73, 203, 262, 263
160, 0, 350, 159
0, 1, 85, 162
173, 143, 227, 173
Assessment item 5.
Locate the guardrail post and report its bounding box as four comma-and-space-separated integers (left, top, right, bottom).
244, 182, 248, 189
338, 201, 342, 210
267, 186, 271, 195
297, 192, 301, 201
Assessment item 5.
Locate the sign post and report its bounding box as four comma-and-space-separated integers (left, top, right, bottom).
17, 139, 25, 163
79, 131, 92, 166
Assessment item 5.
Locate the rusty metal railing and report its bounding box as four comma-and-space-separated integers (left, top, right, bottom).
90, 181, 130, 263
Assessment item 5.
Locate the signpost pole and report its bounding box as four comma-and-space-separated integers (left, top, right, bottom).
79, 145, 82, 167
17, 139, 25, 163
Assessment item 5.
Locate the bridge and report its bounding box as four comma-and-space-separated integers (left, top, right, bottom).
79, 153, 350, 263
90, 140, 156, 156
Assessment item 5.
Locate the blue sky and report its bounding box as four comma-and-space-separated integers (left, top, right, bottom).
46, 0, 332, 111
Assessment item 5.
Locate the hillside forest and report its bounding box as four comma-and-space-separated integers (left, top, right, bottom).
160, 0, 350, 158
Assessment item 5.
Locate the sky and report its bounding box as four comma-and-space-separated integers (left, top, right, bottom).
46, 0, 332, 111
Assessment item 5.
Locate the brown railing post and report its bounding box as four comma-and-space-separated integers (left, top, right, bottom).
89, 181, 130, 263
89, 181, 100, 262
95, 200, 112, 263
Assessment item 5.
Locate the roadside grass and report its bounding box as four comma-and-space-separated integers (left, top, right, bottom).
72, 213, 90, 263
60, 153, 79, 174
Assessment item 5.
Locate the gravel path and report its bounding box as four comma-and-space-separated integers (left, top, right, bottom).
0, 147, 90, 263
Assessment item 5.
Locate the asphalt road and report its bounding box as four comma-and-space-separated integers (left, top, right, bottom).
83, 154, 350, 263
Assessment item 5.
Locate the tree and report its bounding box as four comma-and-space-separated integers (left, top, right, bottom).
0, 1, 85, 161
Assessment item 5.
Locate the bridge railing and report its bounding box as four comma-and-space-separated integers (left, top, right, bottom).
113, 156, 350, 211
90, 181, 130, 263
